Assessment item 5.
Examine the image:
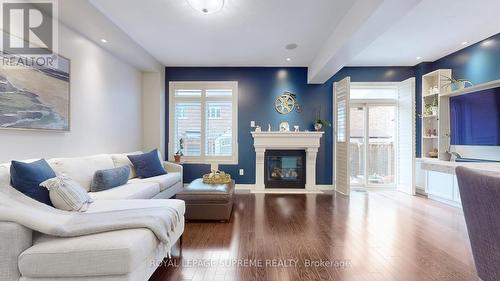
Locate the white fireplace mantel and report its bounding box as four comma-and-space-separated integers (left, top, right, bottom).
251, 131, 324, 190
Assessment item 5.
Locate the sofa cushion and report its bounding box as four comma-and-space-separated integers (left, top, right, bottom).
110, 151, 142, 179
127, 149, 166, 178
40, 176, 94, 212
88, 182, 160, 200
90, 166, 130, 192
18, 228, 159, 278
10, 159, 56, 206
48, 155, 115, 192
128, 172, 181, 192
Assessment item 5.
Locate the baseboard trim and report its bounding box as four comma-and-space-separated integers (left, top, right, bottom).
415, 187, 427, 196
235, 184, 255, 190
317, 185, 335, 190
186, 183, 333, 192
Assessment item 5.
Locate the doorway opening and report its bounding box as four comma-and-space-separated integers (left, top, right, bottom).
349, 84, 398, 189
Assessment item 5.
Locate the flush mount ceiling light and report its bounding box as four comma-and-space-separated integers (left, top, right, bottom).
186, 0, 225, 14
286, 57, 292, 61
100, 39, 107, 43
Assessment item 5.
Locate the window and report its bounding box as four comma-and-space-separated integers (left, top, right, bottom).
169, 81, 238, 164
208, 106, 221, 119
177, 106, 187, 119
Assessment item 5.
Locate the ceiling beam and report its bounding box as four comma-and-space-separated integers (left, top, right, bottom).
307, 0, 422, 84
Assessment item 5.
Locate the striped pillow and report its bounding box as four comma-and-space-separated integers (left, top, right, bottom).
40, 176, 94, 212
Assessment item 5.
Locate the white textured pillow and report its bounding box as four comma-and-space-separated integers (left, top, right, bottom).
40, 176, 94, 212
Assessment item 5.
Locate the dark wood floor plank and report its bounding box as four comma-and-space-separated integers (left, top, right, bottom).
149, 190, 478, 281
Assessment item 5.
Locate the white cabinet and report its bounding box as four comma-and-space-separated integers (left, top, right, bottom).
425, 170, 461, 207
415, 158, 426, 191
420, 69, 452, 160
453, 176, 461, 202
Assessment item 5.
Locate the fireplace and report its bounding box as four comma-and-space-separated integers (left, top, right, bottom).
264, 150, 306, 188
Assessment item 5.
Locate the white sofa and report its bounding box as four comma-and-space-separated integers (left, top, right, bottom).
0, 152, 185, 281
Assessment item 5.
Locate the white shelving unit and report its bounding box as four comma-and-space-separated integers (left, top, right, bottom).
420, 69, 452, 160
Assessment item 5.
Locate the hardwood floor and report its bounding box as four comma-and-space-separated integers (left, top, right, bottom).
150, 190, 477, 281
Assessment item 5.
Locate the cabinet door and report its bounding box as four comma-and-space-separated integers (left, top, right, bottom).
427, 171, 454, 200
453, 176, 461, 203
415, 160, 425, 189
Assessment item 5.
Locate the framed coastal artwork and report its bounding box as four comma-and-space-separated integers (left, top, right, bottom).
0, 55, 70, 131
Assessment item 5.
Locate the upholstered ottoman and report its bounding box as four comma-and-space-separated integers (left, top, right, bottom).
176, 178, 234, 221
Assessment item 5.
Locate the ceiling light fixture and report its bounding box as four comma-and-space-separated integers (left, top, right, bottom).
416, 56, 422, 60
100, 39, 107, 43
461, 41, 468, 45
186, 0, 225, 14
286, 57, 292, 61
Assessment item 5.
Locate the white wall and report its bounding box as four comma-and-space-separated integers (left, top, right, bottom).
142, 70, 166, 159
0, 24, 143, 162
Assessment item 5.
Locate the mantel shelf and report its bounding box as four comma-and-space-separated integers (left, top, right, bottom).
251, 131, 324, 138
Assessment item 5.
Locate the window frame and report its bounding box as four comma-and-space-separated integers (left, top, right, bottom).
168, 81, 239, 164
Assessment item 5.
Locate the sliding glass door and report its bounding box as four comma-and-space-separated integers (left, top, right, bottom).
350, 104, 396, 187
349, 90, 397, 188
367, 105, 396, 186
350, 106, 365, 185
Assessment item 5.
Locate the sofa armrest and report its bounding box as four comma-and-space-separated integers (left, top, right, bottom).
163, 161, 183, 174
0, 222, 32, 281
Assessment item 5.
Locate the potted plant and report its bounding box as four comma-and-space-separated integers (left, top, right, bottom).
174, 138, 184, 163
442, 75, 473, 92
431, 95, 438, 116
314, 107, 331, 131
314, 119, 331, 131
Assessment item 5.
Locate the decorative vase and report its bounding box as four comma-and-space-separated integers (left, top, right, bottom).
450, 81, 472, 92
451, 82, 464, 91
174, 154, 181, 163
314, 123, 323, 131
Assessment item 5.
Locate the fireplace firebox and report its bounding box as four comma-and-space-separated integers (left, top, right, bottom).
264, 150, 306, 188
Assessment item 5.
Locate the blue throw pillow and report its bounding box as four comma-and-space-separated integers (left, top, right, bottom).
10, 159, 56, 206
91, 165, 131, 192
127, 149, 166, 178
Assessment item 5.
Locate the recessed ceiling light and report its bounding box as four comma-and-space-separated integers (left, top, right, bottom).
461, 41, 468, 45
285, 43, 298, 50
100, 39, 107, 43
416, 56, 422, 60
481, 39, 494, 48
286, 57, 292, 61
186, 0, 224, 14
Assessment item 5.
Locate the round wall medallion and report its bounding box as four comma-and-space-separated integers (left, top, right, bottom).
275, 92, 296, 114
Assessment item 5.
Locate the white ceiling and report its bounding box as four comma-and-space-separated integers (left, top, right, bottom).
89, 0, 355, 67
53, 0, 162, 72
58, 0, 500, 82
350, 0, 500, 66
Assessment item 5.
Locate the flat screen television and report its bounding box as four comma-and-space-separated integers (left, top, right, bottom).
450, 86, 500, 146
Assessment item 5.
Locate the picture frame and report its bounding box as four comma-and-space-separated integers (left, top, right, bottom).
0, 53, 71, 132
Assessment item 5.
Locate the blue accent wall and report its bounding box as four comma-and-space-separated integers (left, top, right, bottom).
431, 34, 500, 85
415, 33, 500, 156
166, 66, 414, 184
